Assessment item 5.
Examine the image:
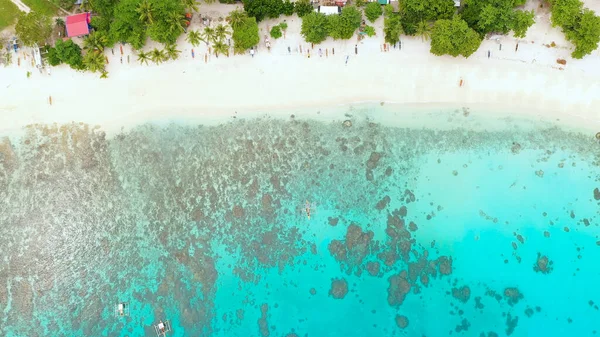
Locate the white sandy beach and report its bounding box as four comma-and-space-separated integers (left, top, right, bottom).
0, 0, 599, 136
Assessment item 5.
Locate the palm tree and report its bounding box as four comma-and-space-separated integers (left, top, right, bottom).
227, 9, 247, 29
182, 0, 199, 13
213, 40, 229, 58
83, 52, 106, 73
164, 43, 181, 60
137, 0, 154, 25
167, 12, 186, 35
84, 31, 108, 52
186, 30, 202, 47
100, 71, 109, 79
201, 26, 216, 45
150, 48, 167, 64
416, 20, 431, 41
137, 50, 150, 65
214, 24, 231, 43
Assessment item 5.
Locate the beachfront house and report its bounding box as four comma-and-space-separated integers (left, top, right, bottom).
318, 5, 341, 15
65, 13, 91, 38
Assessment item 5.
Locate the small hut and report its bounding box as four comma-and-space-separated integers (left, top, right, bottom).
65, 13, 91, 38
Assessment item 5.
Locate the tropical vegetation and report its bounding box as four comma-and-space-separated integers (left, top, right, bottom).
383, 4, 403, 45
461, 0, 534, 37
364, 2, 383, 23
230, 11, 259, 53
430, 16, 482, 57
547, 0, 600, 58
15, 11, 52, 46
46, 39, 84, 69
300, 12, 329, 44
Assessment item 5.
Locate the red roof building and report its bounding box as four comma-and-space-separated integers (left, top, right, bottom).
66, 13, 91, 38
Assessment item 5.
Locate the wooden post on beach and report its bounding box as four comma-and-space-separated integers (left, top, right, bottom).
459, 78, 464, 87
299, 45, 302, 54
326, 49, 328, 57
205, 53, 207, 63
48, 96, 52, 105
18, 58, 20, 66
332, 48, 334, 55
106, 56, 109, 64
120, 45, 123, 55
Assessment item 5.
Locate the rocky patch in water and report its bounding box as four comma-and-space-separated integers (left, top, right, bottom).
258, 304, 269, 337
452, 285, 471, 303
504, 287, 524, 306
329, 278, 348, 299
395, 315, 409, 329
505, 313, 519, 336
533, 253, 553, 274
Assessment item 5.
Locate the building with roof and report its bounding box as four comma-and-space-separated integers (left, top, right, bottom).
66, 13, 91, 38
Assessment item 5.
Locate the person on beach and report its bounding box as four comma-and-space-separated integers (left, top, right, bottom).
288, 46, 291, 54
355, 45, 358, 55
488, 50, 490, 58
250, 48, 255, 58
345, 55, 349, 65
319, 48, 322, 57
515, 43, 519, 52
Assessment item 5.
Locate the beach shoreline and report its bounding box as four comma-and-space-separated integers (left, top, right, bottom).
1, 2, 599, 138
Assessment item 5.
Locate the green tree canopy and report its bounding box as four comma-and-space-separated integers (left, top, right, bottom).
232, 17, 260, 53
46, 39, 84, 69
15, 12, 52, 46
270, 25, 282, 39
430, 16, 482, 57
384, 5, 403, 44
109, 0, 147, 49
146, 0, 186, 45
566, 8, 600, 58
461, 0, 535, 37
548, 0, 600, 58
398, 0, 454, 35
328, 6, 362, 40
294, 0, 314, 17
301, 12, 329, 44
365, 2, 383, 23
243, 0, 286, 22
512, 10, 534, 38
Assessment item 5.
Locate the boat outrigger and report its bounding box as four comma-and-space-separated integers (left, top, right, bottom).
114, 302, 129, 317
154, 320, 172, 337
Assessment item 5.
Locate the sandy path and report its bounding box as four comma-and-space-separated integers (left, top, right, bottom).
10, 0, 30, 13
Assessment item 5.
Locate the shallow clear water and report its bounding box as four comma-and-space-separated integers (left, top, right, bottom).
0, 107, 599, 337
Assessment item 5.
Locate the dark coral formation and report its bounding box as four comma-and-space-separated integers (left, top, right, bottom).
366, 261, 381, 277
328, 224, 376, 276
594, 187, 600, 200
455, 318, 471, 332
504, 288, 524, 306
258, 303, 269, 337
395, 315, 409, 329
505, 313, 519, 336
533, 253, 553, 274
387, 272, 411, 306
329, 278, 348, 299
452, 286, 471, 303
376, 196, 391, 210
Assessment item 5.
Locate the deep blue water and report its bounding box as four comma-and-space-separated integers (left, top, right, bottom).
0, 108, 599, 337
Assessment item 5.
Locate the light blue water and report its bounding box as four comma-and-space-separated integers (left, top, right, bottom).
0, 108, 599, 337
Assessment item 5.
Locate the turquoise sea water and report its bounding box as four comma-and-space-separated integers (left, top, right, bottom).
0, 106, 599, 337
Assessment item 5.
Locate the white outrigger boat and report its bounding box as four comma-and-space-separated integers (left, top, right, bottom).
114, 302, 130, 317
154, 320, 172, 336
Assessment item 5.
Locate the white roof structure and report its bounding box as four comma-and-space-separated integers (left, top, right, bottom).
318, 6, 340, 15
454, 0, 460, 6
